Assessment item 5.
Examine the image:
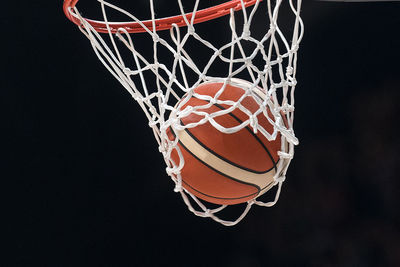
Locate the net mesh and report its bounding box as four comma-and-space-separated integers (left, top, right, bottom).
67, 0, 304, 226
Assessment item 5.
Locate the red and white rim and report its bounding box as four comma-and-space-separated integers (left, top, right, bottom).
63, 0, 262, 33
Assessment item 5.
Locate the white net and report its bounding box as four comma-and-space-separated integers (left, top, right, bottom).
66, 0, 304, 226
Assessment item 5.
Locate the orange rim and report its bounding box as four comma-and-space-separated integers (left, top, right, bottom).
63, 0, 262, 33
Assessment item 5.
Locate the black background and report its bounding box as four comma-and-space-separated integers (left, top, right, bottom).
2, 1, 400, 266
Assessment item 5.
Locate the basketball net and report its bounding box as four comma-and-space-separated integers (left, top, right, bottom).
65, 0, 304, 226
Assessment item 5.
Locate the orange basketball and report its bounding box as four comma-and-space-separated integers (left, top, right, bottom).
167, 81, 281, 205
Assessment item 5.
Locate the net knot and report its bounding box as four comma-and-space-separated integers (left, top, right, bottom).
166, 166, 174, 176
174, 184, 182, 192
286, 66, 293, 75
264, 64, 272, 72
199, 74, 206, 81
275, 175, 286, 184
187, 26, 195, 35
149, 120, 157, 127
204, 209, 212, 217
174, 53, 182, 60
158, 145, 165, 154
245, 58, 252, 66
291, 44, 300, 53
249, 115, 258, 132
152, 34, 160, 43
242, 25, 251, 39
123, 67, 132, 75
278, 151, 293, 159
279, 103, 294, 114
172, 123, 182, 132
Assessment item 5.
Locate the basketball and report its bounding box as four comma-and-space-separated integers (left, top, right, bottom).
168, 80, 282, 205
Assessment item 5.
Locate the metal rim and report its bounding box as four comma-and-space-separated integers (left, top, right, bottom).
63, 0, 262, 33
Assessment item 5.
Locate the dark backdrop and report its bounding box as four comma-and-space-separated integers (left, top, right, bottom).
2, 1, 400, 266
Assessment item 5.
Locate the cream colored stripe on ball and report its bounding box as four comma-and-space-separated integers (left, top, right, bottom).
178, 129, 275, 194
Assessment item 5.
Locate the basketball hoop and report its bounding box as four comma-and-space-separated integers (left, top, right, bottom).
63, 0, 304, 226
64, 0, 263, 33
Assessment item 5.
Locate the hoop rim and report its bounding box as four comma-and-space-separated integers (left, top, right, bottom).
63, 0, 262, 34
